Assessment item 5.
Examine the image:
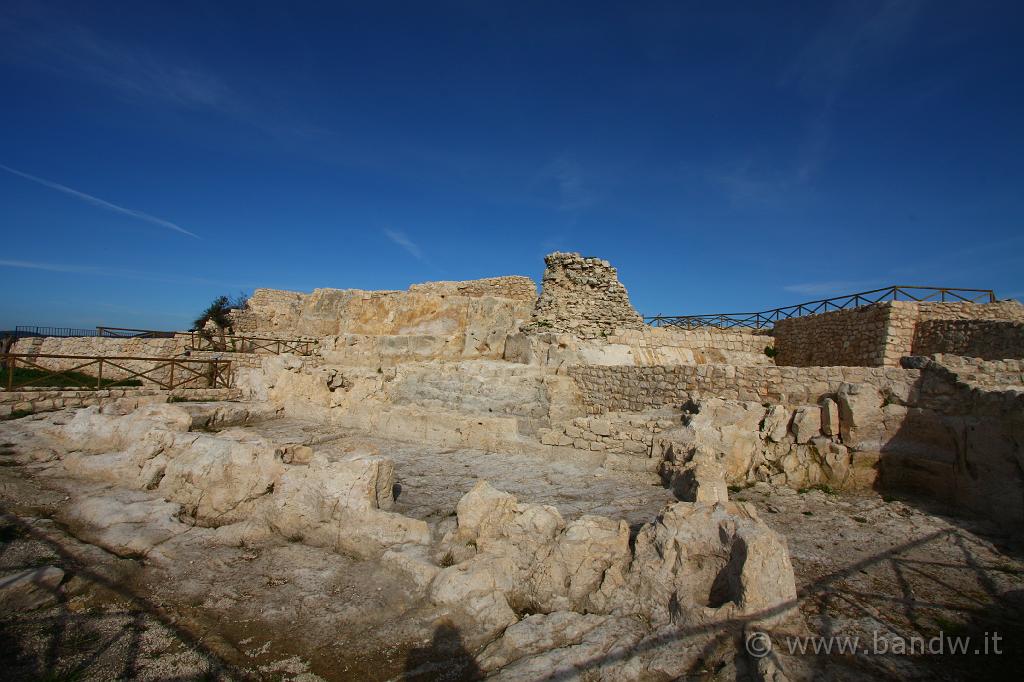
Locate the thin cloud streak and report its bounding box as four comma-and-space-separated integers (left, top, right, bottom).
710, 0, 925, 207
0, 163, 199, 238
0, 259, 249, 288
382, 228, 424, 262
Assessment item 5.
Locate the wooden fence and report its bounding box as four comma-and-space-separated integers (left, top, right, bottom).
2, 353, 232, 391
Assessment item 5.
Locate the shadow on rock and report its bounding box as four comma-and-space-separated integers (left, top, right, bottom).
403, 621, 482, 681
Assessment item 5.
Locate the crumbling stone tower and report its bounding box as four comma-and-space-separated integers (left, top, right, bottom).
527, 252, 644, 338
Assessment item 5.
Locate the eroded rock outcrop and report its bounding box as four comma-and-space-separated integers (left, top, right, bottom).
656, 397, 866, 491
418, 481, 797, 643
16, 403, 430, 559
269, 453, 430, 558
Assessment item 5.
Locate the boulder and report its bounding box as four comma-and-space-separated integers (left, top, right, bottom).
761, 405, 791, 443
790, 406, 822, 444
837, 383, 886, 450
820, 398, 840, 437
158, 431, 284, 526
455, 481, 520, 541
59, 490, 191, 559
662, 448, 729, 504
269, 453, 428, 558
665, 399, 767, 483
528, 515, 631, 612
627, 502, 797, 627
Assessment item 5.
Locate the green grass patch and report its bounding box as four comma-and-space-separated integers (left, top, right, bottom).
0, 366, 142, 390
798, 484, 837, 496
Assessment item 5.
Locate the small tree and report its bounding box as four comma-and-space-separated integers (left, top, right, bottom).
193, 296, 232, 350
193, 295, 233, 332
193, 293, 251, 351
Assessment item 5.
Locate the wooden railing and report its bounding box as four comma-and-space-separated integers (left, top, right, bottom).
189, 332, 314, 356
646, 286, 998, 330
1, 353, 232, 391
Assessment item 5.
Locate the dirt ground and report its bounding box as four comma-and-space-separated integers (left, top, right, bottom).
1, 416, 1023, 680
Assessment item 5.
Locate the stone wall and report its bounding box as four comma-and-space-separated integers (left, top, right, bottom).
773, 303, 903, 367
606, 328, 773, 366
924, 354, 1024, 389
224, 278, 535, 363
537, 411, 678, 469
568, 363, 919, 413
526, 252, 643, 339
564, 355, 1024, 524
913, 319, 1024, 359
504, 327, 774, 368
407, 276, 537, 301
229, 289, 306, 334
774, 299, 1024, 367
915, 299, 1024, 323
0, 387, 241, 417
233, 277, 536, 339
11, 334, 187, 359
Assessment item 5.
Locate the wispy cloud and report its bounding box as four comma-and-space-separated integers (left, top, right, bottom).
0, 259, 247, 288
382, 228, 424, 262
710, 1, 923, 207
783, 0, 923, 102
534, 157, 596, 213
783, 0, 923, 178
705, 161, 798, 209
0, 5, 237, 115
0, 163, 199, 238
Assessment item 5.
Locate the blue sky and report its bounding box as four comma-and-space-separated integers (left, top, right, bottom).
1, 1, 1022, 330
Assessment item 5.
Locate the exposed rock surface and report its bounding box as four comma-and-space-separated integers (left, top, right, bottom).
3, 252, 1024, 680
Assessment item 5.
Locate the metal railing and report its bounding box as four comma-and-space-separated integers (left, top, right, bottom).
2, 353, 232, 391
646, 286, 998, 331
13, 326, 99, 338
96, 327, 178, 338
189, 332, 315, 356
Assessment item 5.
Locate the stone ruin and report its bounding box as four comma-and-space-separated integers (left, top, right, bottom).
525, 252, 644, 338
2, 252, 1023, 680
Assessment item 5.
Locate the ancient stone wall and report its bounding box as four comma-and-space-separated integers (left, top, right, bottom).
773, 303, 900, 367
504, 327, 774, 368
538, 411, 677, 461
407, 276, 537, 301
912, 319, 1024, 359
526, 252, 643, 339
225, 278, 535, 364
0, 386, 241, 417
773, 299, 1024, 367
229, 288, 306, 335
924, 354, 1024, 388
568, 363, 919, 413
607, 328, 773, 365
11, 335, 187, 359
